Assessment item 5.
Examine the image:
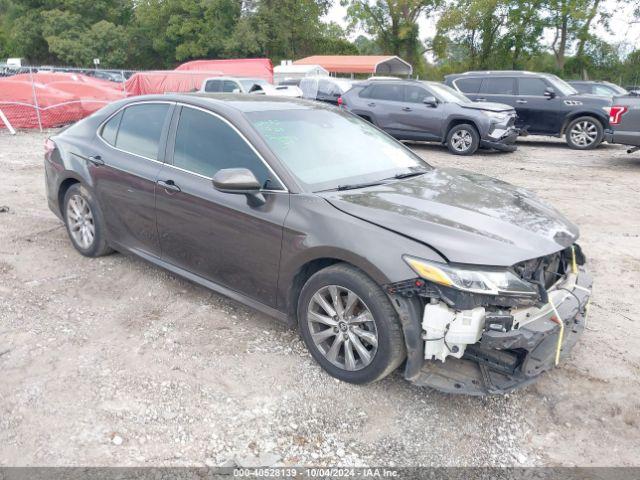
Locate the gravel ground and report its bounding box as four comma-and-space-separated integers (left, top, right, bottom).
1, 130, 639, 467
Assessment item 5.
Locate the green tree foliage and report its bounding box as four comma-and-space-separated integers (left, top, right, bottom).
343, 0, 441, 76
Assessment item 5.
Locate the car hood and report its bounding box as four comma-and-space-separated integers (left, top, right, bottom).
458, 101, 514, 113
320, 168, 579, 267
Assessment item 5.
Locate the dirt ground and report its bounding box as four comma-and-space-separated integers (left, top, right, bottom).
1, 130, 639, 467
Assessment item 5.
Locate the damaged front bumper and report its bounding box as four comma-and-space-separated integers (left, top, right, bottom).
389, 264, 592, 396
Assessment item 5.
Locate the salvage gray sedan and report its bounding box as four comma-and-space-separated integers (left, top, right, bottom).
44, 94, 592, 395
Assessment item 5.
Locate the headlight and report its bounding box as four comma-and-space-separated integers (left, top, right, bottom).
403, 256, 538, 297
482, 110, 510, 122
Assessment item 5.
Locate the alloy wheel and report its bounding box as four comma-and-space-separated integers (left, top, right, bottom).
569, 121, 598, 147
451, 129, 473, 152
66, 194, 95, 249
306, 285, 378, 371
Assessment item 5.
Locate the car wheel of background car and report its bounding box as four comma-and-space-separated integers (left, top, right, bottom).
446, 124, 480, 155
63, 183, 112, 257
565, 116, 603, 150
297, 263, 406, 384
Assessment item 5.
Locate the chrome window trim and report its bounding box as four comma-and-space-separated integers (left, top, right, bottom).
96, 100, 175, 164
174, 102, 288, 192
95, 99, 288, 193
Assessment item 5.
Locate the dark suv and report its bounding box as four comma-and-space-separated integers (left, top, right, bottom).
342, 79, 518, 155
445, 71, 612, 149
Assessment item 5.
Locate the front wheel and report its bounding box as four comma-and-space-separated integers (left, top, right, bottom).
565, 116, 603, 150
297, 264, 406, 384
446, 124, 480, 155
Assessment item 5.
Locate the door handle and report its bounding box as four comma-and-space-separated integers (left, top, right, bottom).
367, 102, 376, 107
516, 99, 528, 104
157, 179, 181, 193
87, 155, 105, 166
476, 98, 486, 102
402, 107, 412, 112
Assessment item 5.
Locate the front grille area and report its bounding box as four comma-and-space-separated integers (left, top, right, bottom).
513, 250, 567, 290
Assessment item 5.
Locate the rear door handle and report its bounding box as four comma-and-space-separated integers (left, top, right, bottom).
476, 97, 486, 102
87, 155, 105, 166
516, 99, 528, 104
402, 107, 412, 112
157, 179, 181, 193
367, 102, 376, 107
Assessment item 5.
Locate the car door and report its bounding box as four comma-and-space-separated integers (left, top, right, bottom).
515, 77, 565, 134
93, 101, 174, 256
396, 84, 442, 140
477, 76, 517, 107
154, 105, 290, 307
363, 83, 406, 134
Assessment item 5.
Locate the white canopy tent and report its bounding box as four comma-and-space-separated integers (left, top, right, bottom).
273, 63, 329, 84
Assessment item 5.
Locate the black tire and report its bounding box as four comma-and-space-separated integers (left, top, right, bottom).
565, 116, 603, 150
297, 263, 406, 384
446, 123, 480, 155
63, 183, 112, 257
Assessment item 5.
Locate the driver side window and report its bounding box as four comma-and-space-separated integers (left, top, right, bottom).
172, 107, 282, 190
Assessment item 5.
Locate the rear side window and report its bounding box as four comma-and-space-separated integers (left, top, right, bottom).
454, 78, 482, 94
222, 80, 238, 92
518, 77, 549, 96
593, 85, 614, 96
172, 107, 278, 189
100, 110, 123, 146
480, 77, 516, 95
368, 84, 404, 101
204, 80, 222, 92
115, 103, 170, 160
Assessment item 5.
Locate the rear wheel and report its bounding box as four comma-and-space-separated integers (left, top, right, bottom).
297, 264, 405, 384
63, 184, 112, 257
565, 116, 603, 149
446, 124, 479, 155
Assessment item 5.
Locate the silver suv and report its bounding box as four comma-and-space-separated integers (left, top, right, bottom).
341, 80, 518, 155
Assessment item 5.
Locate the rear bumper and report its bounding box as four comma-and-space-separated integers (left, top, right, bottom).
407, 267, 592, 395
604, 129, 640, 147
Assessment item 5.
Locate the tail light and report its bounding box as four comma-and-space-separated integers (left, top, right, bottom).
609, 106, 628, 125
44, 138, 56, 157
337, 96, 344, 107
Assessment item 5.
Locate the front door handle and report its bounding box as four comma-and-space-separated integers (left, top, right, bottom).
88, 155, 105, 166
476, 97, 486, 102
367, 102, 376, 107
516, 99, 528, 104
157, 179, 181, 193
402, 107, 412, 112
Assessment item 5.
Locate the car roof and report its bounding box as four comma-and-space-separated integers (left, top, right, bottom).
131, 92, 324, 113
446, 70, 556, 78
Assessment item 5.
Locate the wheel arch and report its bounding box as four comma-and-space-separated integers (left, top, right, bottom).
57, 175, 83, 216
560, 111, 608, 135
443, 117, 481, 141
283, 251, 390, 327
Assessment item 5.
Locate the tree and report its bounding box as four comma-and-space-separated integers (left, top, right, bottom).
343, 0, 442, 75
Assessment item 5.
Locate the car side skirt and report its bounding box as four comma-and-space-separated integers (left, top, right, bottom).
115, 243, 289, 323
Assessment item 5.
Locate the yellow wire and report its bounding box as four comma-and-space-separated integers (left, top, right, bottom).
549, 299, 564, 366
571, 246, 578, 274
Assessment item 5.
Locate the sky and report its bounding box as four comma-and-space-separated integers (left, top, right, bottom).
326, 0, 640, 58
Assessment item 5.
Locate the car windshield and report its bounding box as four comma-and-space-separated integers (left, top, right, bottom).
247, 108, 431, 192
545, 75, 578, 96
427, 83, 470, 103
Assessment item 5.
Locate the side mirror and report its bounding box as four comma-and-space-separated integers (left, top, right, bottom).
423, 96, 438, 107
212, 168, 266, 206
544, 87, 556, 99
